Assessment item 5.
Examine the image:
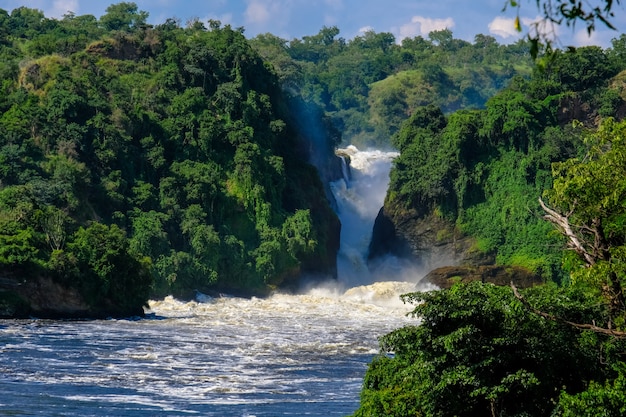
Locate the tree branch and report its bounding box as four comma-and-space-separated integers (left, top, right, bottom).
510, 281, 626, 338
538, 197, 596, 265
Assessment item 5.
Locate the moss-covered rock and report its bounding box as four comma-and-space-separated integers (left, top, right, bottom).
423, 265, 543, 289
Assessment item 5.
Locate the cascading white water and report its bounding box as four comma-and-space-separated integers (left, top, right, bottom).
331, 145, 432, 289
0, 145, 436, 417
331, 145, 399, 288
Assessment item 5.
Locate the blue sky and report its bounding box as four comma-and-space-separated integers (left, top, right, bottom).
2, 0, 626, 47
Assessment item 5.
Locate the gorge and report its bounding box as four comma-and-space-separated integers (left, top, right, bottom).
3, 4, 626, 415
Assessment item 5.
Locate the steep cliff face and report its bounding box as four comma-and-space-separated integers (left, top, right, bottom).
368, 204, 544, 288
369, 202, 494, 271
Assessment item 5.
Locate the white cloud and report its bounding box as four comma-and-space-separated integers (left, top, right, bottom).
523, 15, 561, 42
397, 16, 454, 41
573, 28, 613, 48
359, 25, 374, 33
488, 14, 570, 45
47, 0, 79, 18
244, 0, 273, 25
488, 16, 518, 38
324, 0, 343, 9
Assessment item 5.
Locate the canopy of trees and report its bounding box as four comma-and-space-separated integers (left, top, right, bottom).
0, 3, 341, 315
353, 27, 626, 416
252, 26, 533, 148
381, 44, 626, 283
353, 281, 626, 416
354, 122, 626, 417
0, 2, 551, 314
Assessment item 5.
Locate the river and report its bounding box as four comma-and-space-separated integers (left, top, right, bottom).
0, 147, 433, 416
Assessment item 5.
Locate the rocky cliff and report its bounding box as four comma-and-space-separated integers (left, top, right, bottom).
368, 201, 542, 288
369, 202, 493, 270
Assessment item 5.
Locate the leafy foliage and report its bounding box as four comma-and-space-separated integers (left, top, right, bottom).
543, 118, 626, 327
355, 38, 626, 417
353, 282, 626, 417
253, 26, 534, 148
384, 45, 625, 282
68, 222, 152, 313
0, 3, 340, 311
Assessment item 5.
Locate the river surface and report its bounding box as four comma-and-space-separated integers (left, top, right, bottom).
0, 283, 420, 416
0, 147, 434, 416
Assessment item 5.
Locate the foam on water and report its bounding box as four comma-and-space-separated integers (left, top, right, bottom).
0, 283, 417, 416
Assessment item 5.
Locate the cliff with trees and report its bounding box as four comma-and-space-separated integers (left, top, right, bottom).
0, 4, 342, 317
352, 1, 626, 413
368, 43, 626, 286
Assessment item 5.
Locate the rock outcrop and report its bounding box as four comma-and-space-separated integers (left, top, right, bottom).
369, 203, 494, 272
422, 265, 543, 289
0, 275, 145, 319
366, 201, 542, 289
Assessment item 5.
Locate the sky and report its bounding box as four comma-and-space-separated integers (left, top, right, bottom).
2, 0, 626, 48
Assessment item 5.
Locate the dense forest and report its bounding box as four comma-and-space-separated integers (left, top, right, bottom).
0, 2, 543, 316
3, 2, 626, 414
351, 24, 626, 417
0, 3, 344, 316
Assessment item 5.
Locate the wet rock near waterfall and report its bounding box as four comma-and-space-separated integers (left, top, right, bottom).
369, 204, 494, 271
0, 275, 145, 319
422, 265, 544, 289
367, 203, 543, 290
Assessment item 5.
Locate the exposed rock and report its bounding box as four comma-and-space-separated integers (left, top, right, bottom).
86, 36, 146, 61
423, 265, 543, 289
0, 275, 144, 319
367, 202, 541, 291
369, 203, 494, 271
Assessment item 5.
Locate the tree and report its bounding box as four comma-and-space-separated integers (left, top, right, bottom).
353, 282, 619, 417
546, 46, 617, 91
505, 0, 622, 56
129, 209, 169, 260
68, 222, 152, 313
540, 118, 626, 329
100, 2, 148, 31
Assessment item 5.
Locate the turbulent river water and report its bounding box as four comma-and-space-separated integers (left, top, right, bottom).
0, 147, 434, 416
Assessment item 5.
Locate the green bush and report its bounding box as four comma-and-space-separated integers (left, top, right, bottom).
354, 282, 624, 417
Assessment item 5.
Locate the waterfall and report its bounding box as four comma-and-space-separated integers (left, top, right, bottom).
330, 145, 434, 289
330, 146, 397, 288
339, 154, 351, 188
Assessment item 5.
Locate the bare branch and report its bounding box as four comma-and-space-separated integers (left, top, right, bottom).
511, 282, 626, 338
538, 197, 596, 265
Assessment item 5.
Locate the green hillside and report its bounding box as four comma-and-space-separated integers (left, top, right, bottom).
0, 4, 340, 316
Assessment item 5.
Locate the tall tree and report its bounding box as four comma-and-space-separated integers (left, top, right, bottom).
540, 118, 626, 330
99, 2, 148, 31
